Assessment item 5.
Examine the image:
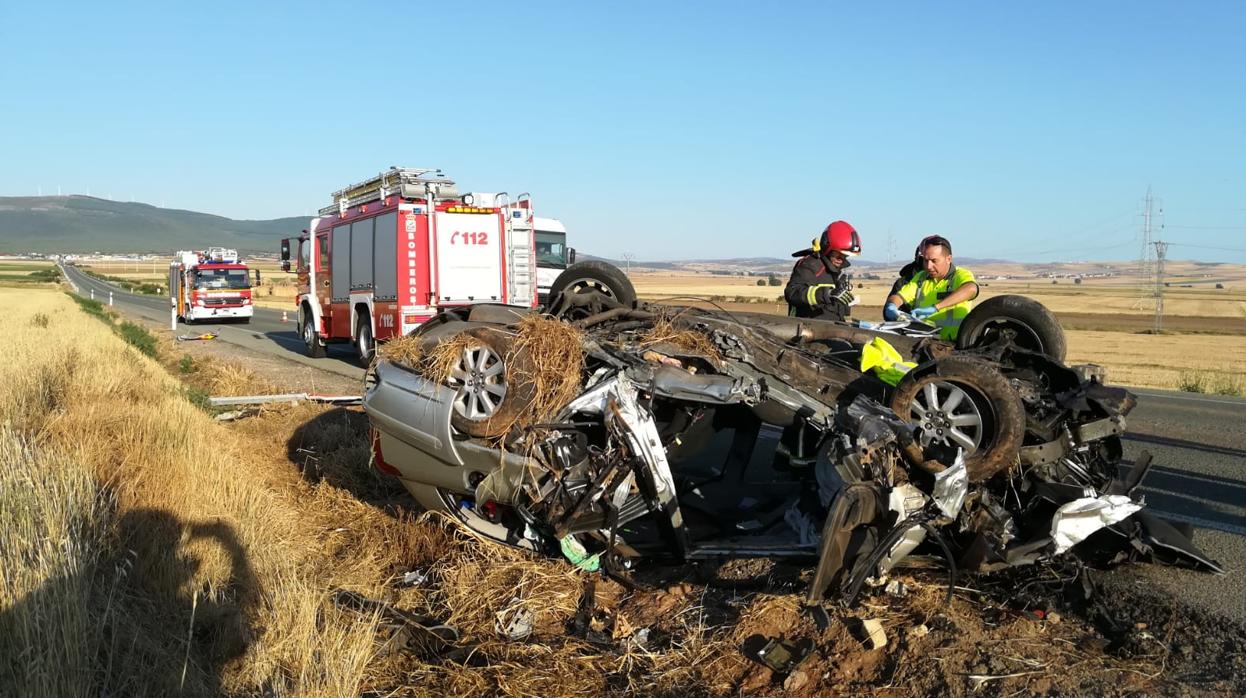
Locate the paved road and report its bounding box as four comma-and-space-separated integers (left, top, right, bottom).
63, 263, 1246, 617
1112, 388, 1246, 619
63, 263, 366, 380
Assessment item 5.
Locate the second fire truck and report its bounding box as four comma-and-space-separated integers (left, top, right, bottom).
280, 168, 538, 363
169, 247, 255, 323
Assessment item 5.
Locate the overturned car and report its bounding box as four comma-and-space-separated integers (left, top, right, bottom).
363, 280, 1222, 606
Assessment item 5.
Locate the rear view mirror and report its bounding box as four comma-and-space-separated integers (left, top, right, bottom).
568, 247, 577, 265
280, 239, 291, 262
281, 260, 291, 272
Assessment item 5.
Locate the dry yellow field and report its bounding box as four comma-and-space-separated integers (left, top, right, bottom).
71, 260, 1246, 391
1065, 331, 1246, 391
629, 272, 1246, 392
631, 270, 1246, 318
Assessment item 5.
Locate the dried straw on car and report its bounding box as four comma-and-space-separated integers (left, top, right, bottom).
378, 333, 425, 369
638, 313, 723, 366
511, 314, 585, 427
407, 316, 586, 438
420, 332, 486, 385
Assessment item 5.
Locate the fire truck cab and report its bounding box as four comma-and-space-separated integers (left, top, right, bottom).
280, 168, 537, 364
532, 216, 577, 303
169, 248, 254, 323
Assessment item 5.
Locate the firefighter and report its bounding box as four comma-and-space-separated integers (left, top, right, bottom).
884, 235, 979, 340
785, 220, 861, 322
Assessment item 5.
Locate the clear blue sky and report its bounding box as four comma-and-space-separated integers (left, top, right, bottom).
2, 1, 1243, 262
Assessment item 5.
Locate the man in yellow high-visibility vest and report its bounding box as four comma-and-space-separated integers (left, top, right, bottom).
884, 235, 979, 340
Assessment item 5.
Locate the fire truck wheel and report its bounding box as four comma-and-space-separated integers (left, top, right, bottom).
547, 261, 637, 315
447, 328, 535, 439
302, 311, 326, 358
356, 314, 375, 366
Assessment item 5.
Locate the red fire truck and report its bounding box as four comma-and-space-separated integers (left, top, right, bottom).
280, 167, 537, 363
169, 247, 254, 323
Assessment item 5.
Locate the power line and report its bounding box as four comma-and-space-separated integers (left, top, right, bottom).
1026, 240, 1135, 257
1153, 240, 1169, 334
1166, 243, 1246, 253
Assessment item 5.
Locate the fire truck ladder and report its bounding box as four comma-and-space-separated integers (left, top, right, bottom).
505, 192, 535, 303
319, 167, 461, 217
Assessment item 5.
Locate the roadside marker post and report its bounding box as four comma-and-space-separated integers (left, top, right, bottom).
282, 311, 288, 322
109, 291, 113, 307
90, 289, 95, 301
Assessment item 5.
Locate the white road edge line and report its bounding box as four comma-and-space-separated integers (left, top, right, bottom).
1135, 390, 1246, 407
1150, 509, 1246, 538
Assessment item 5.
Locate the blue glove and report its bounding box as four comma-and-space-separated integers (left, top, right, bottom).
912, 305, 937, 321
883, 302, 900, 321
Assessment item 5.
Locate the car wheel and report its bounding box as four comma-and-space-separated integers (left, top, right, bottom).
446, 328, 535, 438
956, 295, 1066, 362
890, 356, 1025, 482
547, 261, 637, 317
356, 314, 375, 366
302, 310, 326, 358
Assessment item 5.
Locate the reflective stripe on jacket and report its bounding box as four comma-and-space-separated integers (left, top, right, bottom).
784, 254, 850, 321
895, 265, 978, 339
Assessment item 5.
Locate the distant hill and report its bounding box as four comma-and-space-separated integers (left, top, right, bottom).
0, 196, 303, 255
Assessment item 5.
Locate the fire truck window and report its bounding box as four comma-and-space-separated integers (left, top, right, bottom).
317, 234, 329, 271
536, 231, 568, 266
300, 238, 311, 270
373, 212, 397, 301
350, 218, 374, 290
331, 226, 350, 302
195, 268, 251, 290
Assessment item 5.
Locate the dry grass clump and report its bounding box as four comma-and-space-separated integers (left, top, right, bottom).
1177, 369, 1244, 396
152, 335, 280, 398
511, 314, 586, 426
639, 312, 724, 366
430, 515, 584, 635
420, 331, 484, 384
0, 427, 112, 695
403, 316, 587, 438
378, 332, 425, 368
0, 288, 386, 696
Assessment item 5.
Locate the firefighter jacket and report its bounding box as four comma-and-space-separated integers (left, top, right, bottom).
785, 254, 852, 321
893, 264, 979, 340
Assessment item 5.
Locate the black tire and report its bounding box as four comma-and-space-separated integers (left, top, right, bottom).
302, 308, 326, 358
547, 261, 637, 309
889, 356, 1026, 482
356, 313, 375, 366
956, 295, 1066, 362
447, 328, 535, 438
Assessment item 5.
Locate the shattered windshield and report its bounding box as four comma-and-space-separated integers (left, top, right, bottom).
194, 268, 251, 290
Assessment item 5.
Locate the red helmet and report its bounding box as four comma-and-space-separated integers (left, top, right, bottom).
812, 220, 861, 257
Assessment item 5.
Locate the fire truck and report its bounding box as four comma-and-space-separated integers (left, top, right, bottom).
532, 216, 577, 303
169, 247, 254, 323
280, 167, 537, 363
453, 200, 576, 302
